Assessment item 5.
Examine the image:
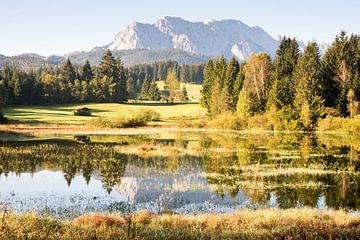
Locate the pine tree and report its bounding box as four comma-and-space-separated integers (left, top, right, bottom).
232, 66, 245, 108
210, 77, 222, 116
180, 85, 189, 102
98, 50, 119, 83
268, 37, 299, 108
224, 57, 240, 110
126, 77, 136, 99
294, 42, 324, 129
115, 57, 127, 102
82, 60, 93, 82
201, 60, 215, 112
62, 59, 76, 83
148, 80, 161, 101
140, 67, 151, 100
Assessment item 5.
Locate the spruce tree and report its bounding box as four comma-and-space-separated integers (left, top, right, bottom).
294, 42, 324, 129
180, 85, 189, 102
201, 60, 215, 112
116, 57, 127, 102
210, 77, 222, 116
268, 37, 299, 108
82, 60, 93, 82
140, 67, 151, 100
148, 80, 161, 101
62, 59, 76, 83
98, 50, 118, 80
224, 57, 240, 110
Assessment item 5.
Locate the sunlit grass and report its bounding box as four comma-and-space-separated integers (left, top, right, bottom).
3, 102, 206, 125
0, 209, 359, 239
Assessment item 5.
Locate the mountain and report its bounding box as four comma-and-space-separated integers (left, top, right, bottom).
0, 17, 328, 69
109, 16, 280, 61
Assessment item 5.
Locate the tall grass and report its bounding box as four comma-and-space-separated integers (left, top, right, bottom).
0, 209, 359, 239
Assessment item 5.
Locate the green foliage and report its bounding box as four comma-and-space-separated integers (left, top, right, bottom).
208, 112, 245, 130
317, 115, 360, 133
236, 88, 253, 118
90, 110, 160, 128
164, 69, 180, 103
243, 52, 272, 112
81, 60, 93, 82
268, 37, 299, 108
294, 42, 324, 129
148, 80, 161, 101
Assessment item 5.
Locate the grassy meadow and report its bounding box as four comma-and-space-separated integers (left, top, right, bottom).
2, 102, 206, 125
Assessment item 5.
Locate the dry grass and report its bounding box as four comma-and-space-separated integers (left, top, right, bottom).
0, 209, 359, 239
72, 213, 127, 228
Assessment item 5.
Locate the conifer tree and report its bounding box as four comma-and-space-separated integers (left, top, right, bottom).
180, 85, 189, 102
148, 80, 161, 101
201, 60, 215, 112
98, 50, 118, 80
115, 57, 127, 102
224, 57, 240, 110
82, 60, 93, 82
140, 67, 151, 100
294, 42, 324, 129
210, 77, 222, 116
62, 59, 76, 83
268, 37, 299, 108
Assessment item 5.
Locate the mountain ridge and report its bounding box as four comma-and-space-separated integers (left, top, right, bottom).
0, 16, 329, 69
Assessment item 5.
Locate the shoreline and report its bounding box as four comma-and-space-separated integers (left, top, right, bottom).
1, 208, 359, 239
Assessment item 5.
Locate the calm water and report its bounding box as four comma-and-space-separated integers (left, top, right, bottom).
0, 132, 360, 217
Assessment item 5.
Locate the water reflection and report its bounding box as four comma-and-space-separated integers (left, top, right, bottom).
0, 132, 360, 216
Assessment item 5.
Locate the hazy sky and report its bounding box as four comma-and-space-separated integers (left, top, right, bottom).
1, 0, 359, 56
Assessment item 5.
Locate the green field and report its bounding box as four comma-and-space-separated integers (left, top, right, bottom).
3, 102, 207, 125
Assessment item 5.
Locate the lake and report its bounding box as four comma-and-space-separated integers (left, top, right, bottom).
0, 132, 359, 218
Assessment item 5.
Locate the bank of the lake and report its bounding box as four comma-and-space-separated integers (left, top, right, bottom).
1, 209, 360, 240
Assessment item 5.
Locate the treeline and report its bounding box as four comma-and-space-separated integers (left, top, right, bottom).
0, 51, 204, 106
202, 31, 360, 130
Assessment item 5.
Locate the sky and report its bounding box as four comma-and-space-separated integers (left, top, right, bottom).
1, 0, 359, 56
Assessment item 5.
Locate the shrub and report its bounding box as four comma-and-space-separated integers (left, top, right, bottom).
317, 115, 360, 133
208, 112, 246, 130
140, 109, 161, 122
89, 110, 161, 128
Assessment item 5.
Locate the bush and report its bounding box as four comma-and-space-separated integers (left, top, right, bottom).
140, 109, 161, 122
90, 110, 161, 128
317, 115, 360, 133
208, 112, 246, 130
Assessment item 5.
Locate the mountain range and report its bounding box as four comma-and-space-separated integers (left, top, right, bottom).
0, 16, 327, 69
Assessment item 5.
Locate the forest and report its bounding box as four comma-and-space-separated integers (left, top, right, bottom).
201, 31, 360, 130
